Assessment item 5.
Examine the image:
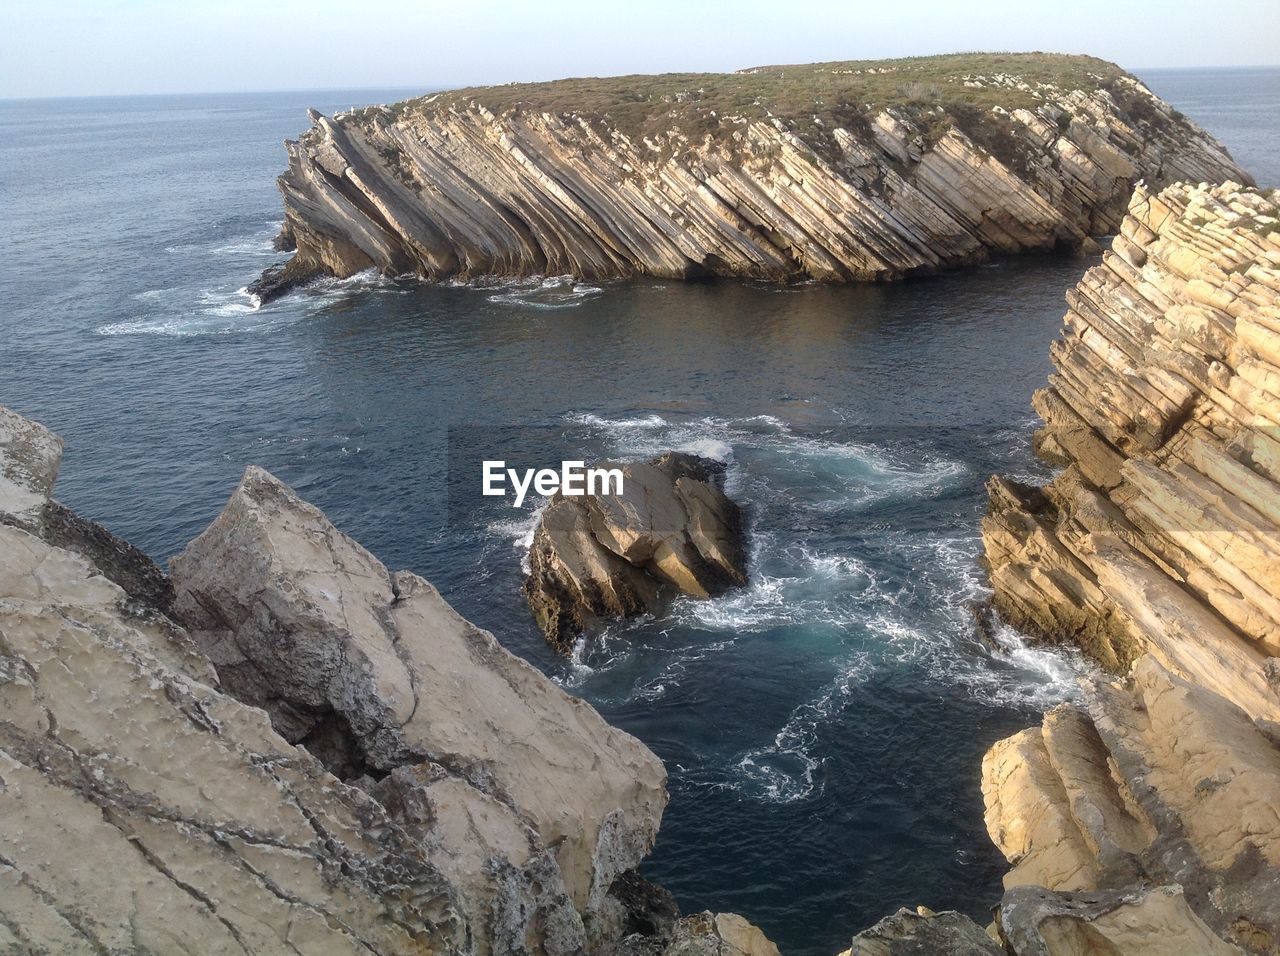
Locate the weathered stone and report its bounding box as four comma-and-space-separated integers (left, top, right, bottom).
0, 405, 62, 531
169, 465, 669, 938
997, 884, 1242, 955
0, 405, 175, 616
982, 181, 1280, 716
0, 532, 463, 953
845, 907, 1003, 955
0, 408, 779, 956
660, 912, 780, 956
978, 181, 1280, 954
525, 453, 746, 651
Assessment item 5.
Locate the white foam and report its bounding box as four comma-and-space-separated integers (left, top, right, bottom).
485, 498, 549, 574
482, 275, 605, 310
734, 652, 874, 802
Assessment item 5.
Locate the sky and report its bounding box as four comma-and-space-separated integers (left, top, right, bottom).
2, 0, 1278, 99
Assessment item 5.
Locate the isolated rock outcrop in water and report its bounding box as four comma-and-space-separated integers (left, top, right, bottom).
0, 406, 785, 954
525, 452, 747, 651
976, 181, 1280, 953
254, 53, 1250, 299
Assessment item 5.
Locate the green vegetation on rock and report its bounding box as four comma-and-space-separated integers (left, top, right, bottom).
367, 52, 1128, 147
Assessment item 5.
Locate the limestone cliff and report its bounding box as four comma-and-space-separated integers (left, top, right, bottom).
255, 53, 1250, 300
977, 181, 1280, 954
0, 406, 778, 955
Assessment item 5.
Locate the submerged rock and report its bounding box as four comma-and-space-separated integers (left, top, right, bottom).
256, 54, 1249, 300
524, 452, 747, 651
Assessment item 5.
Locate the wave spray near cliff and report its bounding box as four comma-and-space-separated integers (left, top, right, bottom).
482, 411, 1089, 807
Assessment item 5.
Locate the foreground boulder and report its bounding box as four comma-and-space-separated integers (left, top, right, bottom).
997, 884, 1241, 955
525, 453, 747, 651
0, 412, 459, 953
0, 406, 788, 954
605, 911, 780, 956
169, 464, 668, 947
983, 660, 1280, 950
842, 907, 1002, 955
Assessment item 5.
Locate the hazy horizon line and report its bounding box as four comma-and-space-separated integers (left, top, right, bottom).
3, 61, 1279, 104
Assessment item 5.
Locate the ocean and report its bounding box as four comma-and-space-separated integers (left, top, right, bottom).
1, 67, 1275, 955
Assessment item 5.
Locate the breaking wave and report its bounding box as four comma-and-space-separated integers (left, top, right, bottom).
487, 410, 1084, 804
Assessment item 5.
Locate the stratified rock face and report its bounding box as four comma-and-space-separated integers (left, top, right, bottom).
983, 181, 1280, 716
979, 181, 1280, 954
169, 465, 669, 946
256, 53, 1250, 299
0, 407, 712, 955
524, 453, 746, 651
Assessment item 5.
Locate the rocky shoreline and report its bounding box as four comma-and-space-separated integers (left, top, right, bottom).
253, 54, 1249, 300
0, 410, 776, 955
4, 172, 1279, 952
971, 181, 1280, 954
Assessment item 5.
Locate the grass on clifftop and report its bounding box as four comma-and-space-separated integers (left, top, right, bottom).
371, 52, 1128, 143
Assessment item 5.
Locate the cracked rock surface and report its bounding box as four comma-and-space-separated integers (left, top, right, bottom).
0, 407, 750, 955
525, 453, 746, 652
974, 181, 1280, 955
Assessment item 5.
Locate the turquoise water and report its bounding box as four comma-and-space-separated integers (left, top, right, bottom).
1, 69, 1274, 953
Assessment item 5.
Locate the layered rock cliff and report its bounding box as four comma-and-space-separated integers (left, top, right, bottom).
976, 181, 1280, 953
0, 407, 778, 954
255, 53, 1250, 299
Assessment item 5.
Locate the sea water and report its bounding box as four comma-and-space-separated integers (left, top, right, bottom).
1, 67, 1275, 954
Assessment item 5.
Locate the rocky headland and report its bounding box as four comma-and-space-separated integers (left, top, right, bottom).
254, 53, 1250, 300
972, 180, 1280, 953
0, 407, 776, 955
525, 453, 747, 652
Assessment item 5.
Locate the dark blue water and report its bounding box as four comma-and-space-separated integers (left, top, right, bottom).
1, 73, 1274, 955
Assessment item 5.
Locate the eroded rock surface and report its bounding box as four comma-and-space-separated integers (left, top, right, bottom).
982, 181, 1280, 716
256, 54, 1249, 299
524, 453, 746, 651
977, 181, 1280, 954
843, 907, 1003, 955
611, 912, 779, 956
0, 412, 461, 954
997, 884, 1241, 955
169, 464, 669, 946
0, 406, 777, 955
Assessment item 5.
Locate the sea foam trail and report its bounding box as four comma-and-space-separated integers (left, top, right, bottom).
483, 411, 1084, 804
